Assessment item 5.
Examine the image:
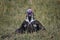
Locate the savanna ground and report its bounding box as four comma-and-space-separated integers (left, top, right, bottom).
0, 0, 60, 40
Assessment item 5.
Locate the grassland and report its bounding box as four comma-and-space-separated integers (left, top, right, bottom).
0, 0, 60, 40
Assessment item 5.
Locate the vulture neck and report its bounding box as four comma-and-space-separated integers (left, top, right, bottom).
25, 16, 35, 24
